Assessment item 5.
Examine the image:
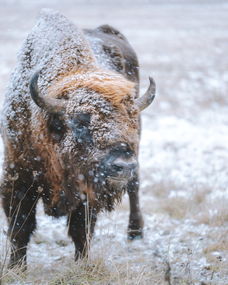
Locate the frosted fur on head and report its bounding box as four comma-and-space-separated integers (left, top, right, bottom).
47, 68, 136, 107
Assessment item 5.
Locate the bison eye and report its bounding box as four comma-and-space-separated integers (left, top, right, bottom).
68, 113, 92, 144
47, 114, 66, 141
110, 143, 133, 158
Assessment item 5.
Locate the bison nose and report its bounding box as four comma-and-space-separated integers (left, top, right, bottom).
110, 158, 137, 177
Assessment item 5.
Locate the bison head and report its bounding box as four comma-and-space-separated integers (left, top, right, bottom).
29, 69, 155, 212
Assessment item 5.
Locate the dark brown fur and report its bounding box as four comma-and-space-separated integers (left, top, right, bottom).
1, 22, 143, 268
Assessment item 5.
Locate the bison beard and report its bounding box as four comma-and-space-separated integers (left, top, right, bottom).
0, 9, 155, 268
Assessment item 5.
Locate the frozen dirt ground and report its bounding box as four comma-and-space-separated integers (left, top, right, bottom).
0, 0, 228, 284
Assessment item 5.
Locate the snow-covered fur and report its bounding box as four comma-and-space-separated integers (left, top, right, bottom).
0, 9, 143, 267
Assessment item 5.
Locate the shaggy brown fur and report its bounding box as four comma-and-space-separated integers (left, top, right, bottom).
48, 68, 136, 107
1, 15, 144, 268
30, 112, 74, 212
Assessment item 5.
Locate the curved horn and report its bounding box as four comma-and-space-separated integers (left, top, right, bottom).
29, 71, 66, 113
135, 77, 156, 111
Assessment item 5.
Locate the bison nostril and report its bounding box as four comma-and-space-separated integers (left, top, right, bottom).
104, 157, 137, 178
112, 163, 124, 173
111, 161, 137, 174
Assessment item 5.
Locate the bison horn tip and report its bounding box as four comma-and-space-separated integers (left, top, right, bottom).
135, 76, 156, 111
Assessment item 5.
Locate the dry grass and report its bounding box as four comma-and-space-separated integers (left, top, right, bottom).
48, 258, 161, 285
0, 244, 168, 285
0, 252, 200, 285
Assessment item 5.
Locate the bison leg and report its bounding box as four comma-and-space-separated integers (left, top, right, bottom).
2, 187, 38, 269
68, 203, 97, 260
127, 177, 144, 240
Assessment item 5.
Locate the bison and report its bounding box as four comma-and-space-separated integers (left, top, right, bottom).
0, 9, 155, 268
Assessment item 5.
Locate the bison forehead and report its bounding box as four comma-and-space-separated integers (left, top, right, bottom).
90, 112, 138, 147
63, 90, 139, 147
65, 89, 114, 116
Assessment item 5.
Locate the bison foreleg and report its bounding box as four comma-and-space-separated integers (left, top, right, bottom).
127, 177, 144, 240
2, 187, 38, 270
68, 202, 97, 260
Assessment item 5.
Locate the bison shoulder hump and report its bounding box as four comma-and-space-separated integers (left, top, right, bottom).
96, 24, 126, 41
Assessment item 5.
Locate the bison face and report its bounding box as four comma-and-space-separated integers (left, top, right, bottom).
30, 70, 155, 211
45, 93, 139, 211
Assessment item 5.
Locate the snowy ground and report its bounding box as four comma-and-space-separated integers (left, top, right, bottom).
0, 0, 228, 284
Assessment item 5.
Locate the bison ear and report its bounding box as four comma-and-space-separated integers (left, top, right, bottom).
29, 71, 67, 113
47, 113, 66, 142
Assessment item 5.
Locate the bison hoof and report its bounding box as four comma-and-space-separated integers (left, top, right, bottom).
75, 249, 88, 261
8, 258, 27, 272
127, 228, 143, 240
75, 250, 82, 261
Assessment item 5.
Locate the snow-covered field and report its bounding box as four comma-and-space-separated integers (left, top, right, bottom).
0, 0, 228, 284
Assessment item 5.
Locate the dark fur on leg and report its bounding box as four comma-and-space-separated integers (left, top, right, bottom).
127, 177, 144, 240
2, 183, 38, 269
68, 202, 97, 260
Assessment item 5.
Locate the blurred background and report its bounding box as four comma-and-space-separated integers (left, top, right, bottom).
0, 0, 228, 284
